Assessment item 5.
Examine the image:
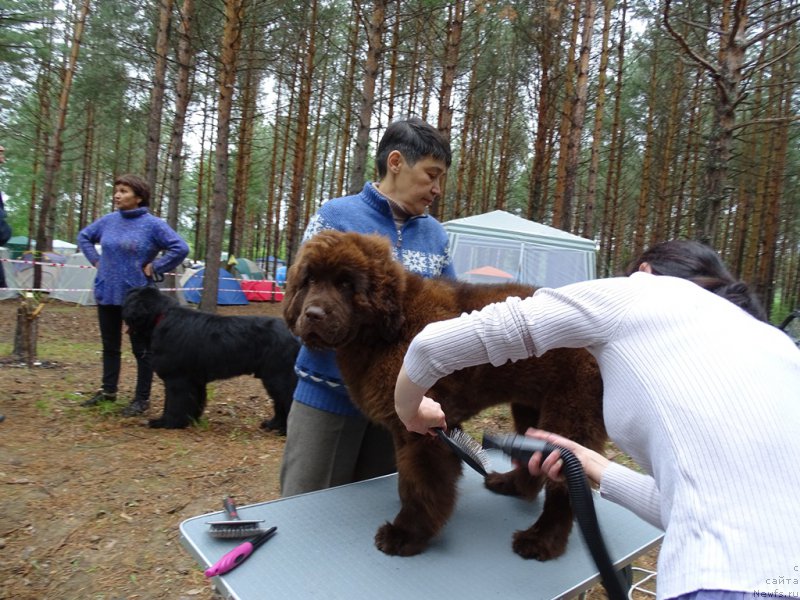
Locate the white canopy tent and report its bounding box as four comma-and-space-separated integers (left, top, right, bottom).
443, 210, 597, 289
50, 253, 96, 305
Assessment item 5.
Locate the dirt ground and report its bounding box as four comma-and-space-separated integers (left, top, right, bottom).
0, 297, 658, 600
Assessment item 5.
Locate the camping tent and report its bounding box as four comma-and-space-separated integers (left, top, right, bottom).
0, 246, 15, 299
233, 257, 265, 280
443, 210, 597, 289
50, 253, 96, 305
12, 251, 66, 292
53, 239, 78, 255
181, 267, 248, 305
4, 236, 77, 258
5, 235, 32, 259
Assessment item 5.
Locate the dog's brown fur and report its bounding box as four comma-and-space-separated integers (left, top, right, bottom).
283, 230, 606, 560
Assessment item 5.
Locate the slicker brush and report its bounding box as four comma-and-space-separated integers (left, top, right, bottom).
435, 427, 491, 476
206, 497, 268, 539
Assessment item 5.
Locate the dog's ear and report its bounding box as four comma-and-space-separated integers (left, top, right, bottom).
354, 235, 407, 342
122, 287, 153, 332
282, 259, 305, 331
122, 286, 174, 333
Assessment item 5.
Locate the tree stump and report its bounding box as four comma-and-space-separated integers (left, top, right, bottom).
13, 296, 44, 367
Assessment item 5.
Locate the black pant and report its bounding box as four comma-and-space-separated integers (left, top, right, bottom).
97, 304, 153, 401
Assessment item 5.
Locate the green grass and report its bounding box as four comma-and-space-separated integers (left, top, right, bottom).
0, 340, 98, 362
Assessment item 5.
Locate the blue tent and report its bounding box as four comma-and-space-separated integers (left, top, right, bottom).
182, 267, 248, 305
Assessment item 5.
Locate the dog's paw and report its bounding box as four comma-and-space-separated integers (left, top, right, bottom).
374, 522, 429, 556
511, 520, 570, 561
260, 417, 287, 435
484, 470, 524, 496
485, 469, 545, 499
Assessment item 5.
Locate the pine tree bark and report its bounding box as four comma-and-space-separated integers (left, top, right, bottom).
200, 0, 245, 313
229, 25, 260, 259
582, 0, 612, 239
144, 0, 175, 196
167, 0, 195, 234
551, 0, 581, 230
528, 0, 561, 223
35, 0, 90, 289
431, 0, 464, 218
562, 0, 595, 233
632, 39, 659, 257
349, 0, 386, 195
285, 0, 318, 266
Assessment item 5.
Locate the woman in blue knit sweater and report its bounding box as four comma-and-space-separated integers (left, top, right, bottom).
77, 174, 189, 416
280, 117, 456, 496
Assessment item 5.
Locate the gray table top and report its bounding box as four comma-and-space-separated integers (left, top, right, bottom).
180, 450, 663, 599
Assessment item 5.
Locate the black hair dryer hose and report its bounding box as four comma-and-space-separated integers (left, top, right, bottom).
482, 432, 628, 600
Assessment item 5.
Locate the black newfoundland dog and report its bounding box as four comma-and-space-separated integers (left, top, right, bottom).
122, 286, 299, 431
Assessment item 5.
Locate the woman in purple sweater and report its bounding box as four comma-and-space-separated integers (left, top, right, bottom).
77, 174, 189, 416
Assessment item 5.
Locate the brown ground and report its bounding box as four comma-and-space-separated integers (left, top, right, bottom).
0, 297, 658, 600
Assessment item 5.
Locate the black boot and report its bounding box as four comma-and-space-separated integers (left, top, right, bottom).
82, 389, 117, 407
120, 397, 150, 417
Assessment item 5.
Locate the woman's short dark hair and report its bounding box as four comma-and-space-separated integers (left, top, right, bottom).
626, 240, 767, 321
114, 173, 151, 207
375, 117, 452, 179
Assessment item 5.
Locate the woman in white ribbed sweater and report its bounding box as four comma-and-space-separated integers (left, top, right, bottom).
394, 240, 800, 600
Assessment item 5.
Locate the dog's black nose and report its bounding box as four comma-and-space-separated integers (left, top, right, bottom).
304, 305, 326, 321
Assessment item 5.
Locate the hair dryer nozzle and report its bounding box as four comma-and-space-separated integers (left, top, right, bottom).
481, 431, 552, 463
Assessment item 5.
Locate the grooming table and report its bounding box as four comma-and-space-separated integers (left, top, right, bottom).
180, 451, 663, 599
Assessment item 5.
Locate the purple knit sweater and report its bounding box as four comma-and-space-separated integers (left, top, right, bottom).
77, 207, 189, 305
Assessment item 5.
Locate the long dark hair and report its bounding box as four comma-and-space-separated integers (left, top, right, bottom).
626, 240, 767, 321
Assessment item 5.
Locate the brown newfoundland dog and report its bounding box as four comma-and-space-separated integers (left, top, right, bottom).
283, 230, 605, 561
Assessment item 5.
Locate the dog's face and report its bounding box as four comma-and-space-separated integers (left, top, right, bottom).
122, 286, 177, 334
283, 231, 407, 350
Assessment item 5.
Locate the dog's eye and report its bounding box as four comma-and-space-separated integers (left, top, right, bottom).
336, 278, 353, 291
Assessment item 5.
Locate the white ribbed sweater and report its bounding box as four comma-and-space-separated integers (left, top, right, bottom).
404, 272, 800, 599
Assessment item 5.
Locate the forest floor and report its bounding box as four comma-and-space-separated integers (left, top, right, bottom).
0, 297, 659, 600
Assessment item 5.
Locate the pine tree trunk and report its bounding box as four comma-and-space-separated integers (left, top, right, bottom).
349, 0, 386, 195
582, 0, 612, 239
201, 0, 245, 313
528, 0, 561, 223
632, 38, 659, 257
145, 0, 175, 195
285, 0, 318, 266
35, 0, 90, 289
551, 0, 581, 230
229, 25, 260, 259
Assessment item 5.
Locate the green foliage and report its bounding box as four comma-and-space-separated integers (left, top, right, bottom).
0, 0, 797, 313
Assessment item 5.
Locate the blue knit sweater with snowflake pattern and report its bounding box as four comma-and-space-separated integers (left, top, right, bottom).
293, 181, 455, 417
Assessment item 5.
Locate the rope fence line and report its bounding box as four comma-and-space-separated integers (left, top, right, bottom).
1, 286, 235, 293
0, 258, 282, 296
1, 257, 182, 277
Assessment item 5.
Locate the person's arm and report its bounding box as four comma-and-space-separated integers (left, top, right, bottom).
150, 222, 189, 275
524, 428, 610, 485
394, 365, 446, 435
599, 462, 664, 529
524, 428, 664, 530
77, 220, 102, 266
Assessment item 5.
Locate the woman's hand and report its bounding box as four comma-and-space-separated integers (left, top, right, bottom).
525, 428, 610, 486
404, 396, 446, 436
394, 366, 446, 435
